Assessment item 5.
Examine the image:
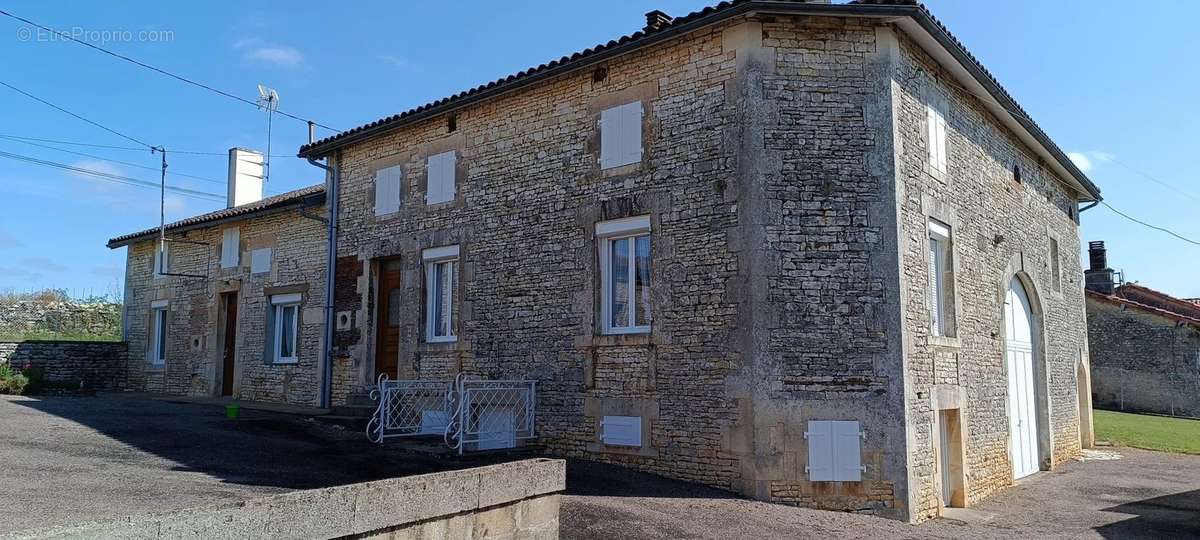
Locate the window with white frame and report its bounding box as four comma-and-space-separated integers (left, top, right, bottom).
1049, 236, 1062, 293
220, 227, 240, 269
926, 89, 948, 174
150, 300, 168, 365
928, 219, 955, 337
426, 151, 456, 205
597, 216, 651, 334
153, 242, 170, 278
600, 101, 643, 169
374, 164, 403, 216
270, 293, 301, 363
423, 245, 459, 342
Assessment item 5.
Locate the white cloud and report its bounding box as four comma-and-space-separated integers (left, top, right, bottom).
379, 55, 418, 72
69, 159, 124, 192
234, 38, 303, 68
1067, 151, 1115, 174
1067, 152, 1092, 173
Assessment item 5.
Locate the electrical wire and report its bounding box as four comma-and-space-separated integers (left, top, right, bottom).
0, 134, 296, 158
0, 8, 340, 134
0, 136, 225, 185
0, 149, 224, 202
1101, 201, 1200, 248
0, 79, 153, 149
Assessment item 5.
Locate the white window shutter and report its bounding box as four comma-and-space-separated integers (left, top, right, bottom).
374, 166, 401, 216
927, 104, 938, 167
250, 248, 272, 274
600, 106, 620, 169
601, 415, 642, 447
806, 421, 834, 481
220, 228, 240, 269
832, 421, 863, 481
621, 101, 643, 166
426, 151, 456, 205
935, 109, 948, 172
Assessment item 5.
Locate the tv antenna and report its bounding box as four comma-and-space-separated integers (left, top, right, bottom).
257, 84, 280, 183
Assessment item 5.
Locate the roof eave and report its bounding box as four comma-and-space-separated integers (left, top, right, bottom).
106, 191, 326, 249
298, 0, 1100, 202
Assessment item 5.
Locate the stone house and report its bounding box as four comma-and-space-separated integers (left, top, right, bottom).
1084, 241, 1200, 418
292, 0, 1100, 522
107, 148, 329, 406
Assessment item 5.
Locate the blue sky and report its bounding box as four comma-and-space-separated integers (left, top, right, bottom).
0, 1, 1197, 299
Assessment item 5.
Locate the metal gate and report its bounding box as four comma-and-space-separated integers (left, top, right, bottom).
367, 373, 536, 454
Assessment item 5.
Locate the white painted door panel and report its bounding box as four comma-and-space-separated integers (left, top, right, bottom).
1006, 279, 1039, 479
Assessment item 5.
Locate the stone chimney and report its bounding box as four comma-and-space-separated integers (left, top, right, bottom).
643, 10, 672, 32
1084, 240, 1115, 295
227, 148, 264, 208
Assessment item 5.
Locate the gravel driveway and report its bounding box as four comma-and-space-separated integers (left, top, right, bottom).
562, 448, 1200, 539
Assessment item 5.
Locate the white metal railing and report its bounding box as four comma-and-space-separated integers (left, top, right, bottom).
367, 372, 537, 454
366, 374, 453, 443
444, 373, 537, 455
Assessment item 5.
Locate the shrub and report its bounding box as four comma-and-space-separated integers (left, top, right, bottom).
0, 364, 30, 395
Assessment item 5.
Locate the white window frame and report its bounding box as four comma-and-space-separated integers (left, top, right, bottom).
150, 300, 168, 366
220, 227, 240, 269
599, 101, 644, 169
597, 215, 652, 335
426, 151, 456, 205
926, 89, 948, 174
271, 293, 301, 364
928, 219, 953, 337
423, 245, 460, 343
374, 164, 403, 216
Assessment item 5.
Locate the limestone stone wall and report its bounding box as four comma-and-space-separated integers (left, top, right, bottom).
892, 33, 1089, 519
0, 301, 120, 338
1087, 297, 1200, 418
9, 458, 564, 540
121, 206, 327, 406
0, 341, 128, 390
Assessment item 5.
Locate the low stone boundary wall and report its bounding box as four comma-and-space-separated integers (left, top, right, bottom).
6, 458, 565, 540
0, 341, 128, 391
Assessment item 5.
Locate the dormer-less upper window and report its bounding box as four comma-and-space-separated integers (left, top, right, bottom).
426, 151, 456, 205
926, 91, 948, 174
374, 165, 403, 216
600, 101, 643, 169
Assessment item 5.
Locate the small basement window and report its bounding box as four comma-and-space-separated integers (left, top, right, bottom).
600, 101, 643, 169
805, 420, 864, 482
601, 415, 642, 447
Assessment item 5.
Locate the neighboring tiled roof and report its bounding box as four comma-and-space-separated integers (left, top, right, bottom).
296, 0, 1100, 201
107, 184, 325, 248
1114, 283, 1200, 320
1086, 289, 1200, 327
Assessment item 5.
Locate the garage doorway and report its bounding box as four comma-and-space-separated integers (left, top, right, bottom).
1005, 277, 1040, 479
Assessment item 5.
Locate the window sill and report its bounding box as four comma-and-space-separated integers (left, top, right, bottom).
425, 337, 458, 345
928, 335, 961, 349
924, 164, 947, 183
272, 359, 299, 365
590, 332, 653, 347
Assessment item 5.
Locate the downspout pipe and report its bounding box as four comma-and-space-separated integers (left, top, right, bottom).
307, 152, 339, 410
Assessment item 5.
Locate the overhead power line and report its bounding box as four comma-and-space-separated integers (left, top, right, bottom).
0, 149, 224, 202
0, 134, 296, 158
0, 79, 153, 149
0, 136, 225, 185
1101, 201, 1200, 248
0, 8, 340, 134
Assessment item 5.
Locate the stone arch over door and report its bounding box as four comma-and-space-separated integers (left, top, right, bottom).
999, 255, 1053, 479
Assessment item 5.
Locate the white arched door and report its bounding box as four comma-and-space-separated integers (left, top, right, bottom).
1005, 278, 1040, 479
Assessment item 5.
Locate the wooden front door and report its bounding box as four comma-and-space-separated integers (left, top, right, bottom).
375, 261, 402, 378
220, 292, 238, 396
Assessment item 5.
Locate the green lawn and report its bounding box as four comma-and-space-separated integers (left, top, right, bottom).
1094, 409, 1200, 455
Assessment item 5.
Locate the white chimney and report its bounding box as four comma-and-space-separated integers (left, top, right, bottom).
227, 148, 264, 208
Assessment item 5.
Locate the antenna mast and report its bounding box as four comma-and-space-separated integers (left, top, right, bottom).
256, 84, 280, 184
